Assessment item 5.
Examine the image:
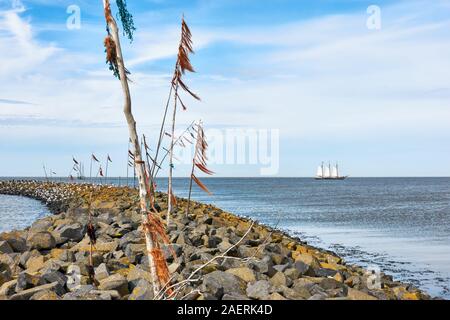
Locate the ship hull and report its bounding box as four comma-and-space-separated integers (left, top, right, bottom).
315, 176, 348, 180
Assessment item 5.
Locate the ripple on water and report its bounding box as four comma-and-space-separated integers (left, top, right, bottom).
0, 195, 51, 233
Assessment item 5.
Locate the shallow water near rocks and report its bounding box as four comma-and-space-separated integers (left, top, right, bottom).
0, 194, 51, 233
1, 177, 449, 299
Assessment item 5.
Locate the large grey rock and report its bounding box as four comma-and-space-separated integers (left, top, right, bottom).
0, 241, 13, 254
27, 232, 56, 250
128, 279, 154, 300
246, 280, 271, 300
98, 274, 129, 296
0, 279, 17, 297
0, 262, 12, 286
201, 271, 246, 299
16, 271, 45, 292
10, 282, 65, 300
94, 263, 110, 282
41, 270, 67, 287
30, 219, 53, 233
56, 223, 85, 242
0, 231, 28, 252
124, 243, 145, 264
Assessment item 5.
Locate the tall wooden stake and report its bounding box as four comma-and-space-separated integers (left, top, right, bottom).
102, 0, 162, 296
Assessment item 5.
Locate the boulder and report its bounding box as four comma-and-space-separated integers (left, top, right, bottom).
225, 267, 256, 283
124, 244, 145, 264
56, 223, 85, 242
201, 271, 246, 299
266, 292, 288, 300
0, 241, 13, 254
0, 279, 17, 297
10, 282, 65, 300
246, 280, 271, 300
0, 262, 12, 286
25, 255, 45, 272
269, 272, 289, 288
0, 231, 28, 252
94, 263, 110, 282
30, 290, 61, 300
294, 254, 321, 275
128, 279, 154, 300
222, 293, 251, 300
16, 271, 45, 292
30, 219, 53, 233
347, 288, 378, 300
27, 232, 56, 250
98, 274, 129, 296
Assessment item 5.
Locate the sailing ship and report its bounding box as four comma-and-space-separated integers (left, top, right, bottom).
315, 162, 348, 180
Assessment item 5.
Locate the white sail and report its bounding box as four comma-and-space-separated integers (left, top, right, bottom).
316, 166, 323, 177
323, 166, 330, 178
331, 165, 339, 178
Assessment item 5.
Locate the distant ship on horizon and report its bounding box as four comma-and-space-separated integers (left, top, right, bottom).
316, 162, 348, 180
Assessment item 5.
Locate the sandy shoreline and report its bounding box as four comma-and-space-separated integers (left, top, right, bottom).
0, 180, 434, 300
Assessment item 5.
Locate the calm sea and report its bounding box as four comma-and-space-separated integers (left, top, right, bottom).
1, 177, 449, 298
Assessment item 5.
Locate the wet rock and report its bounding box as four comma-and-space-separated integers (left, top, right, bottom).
27, 232, 56, 250
246, 280, 271, 300
201, 271, 246, 299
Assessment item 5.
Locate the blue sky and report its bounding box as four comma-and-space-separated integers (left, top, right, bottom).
1, 0, 450, 177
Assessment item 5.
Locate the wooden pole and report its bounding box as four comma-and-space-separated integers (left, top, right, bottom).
102, 0, 161, 296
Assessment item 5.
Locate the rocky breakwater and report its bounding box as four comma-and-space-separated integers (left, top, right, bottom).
0, 180, 432, 300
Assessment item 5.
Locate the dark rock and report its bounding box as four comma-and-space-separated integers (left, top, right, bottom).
27, 232, 56, 250
56, 223, 85, 242
0, 262, 12, 286
125, 244, 145, 264
315, 268, 338, 278
41, 271, 67, 287
0, 241, 13, 254
201, 271, 246, 299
